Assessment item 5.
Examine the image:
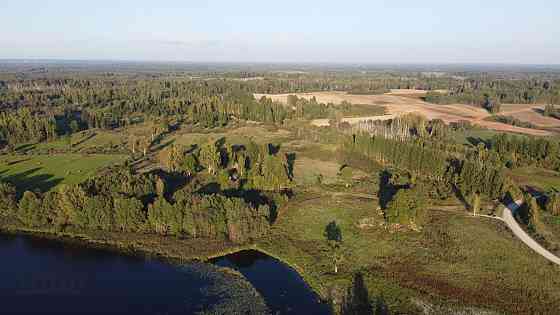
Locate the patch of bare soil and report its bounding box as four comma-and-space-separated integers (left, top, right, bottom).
257, 92, 557, 136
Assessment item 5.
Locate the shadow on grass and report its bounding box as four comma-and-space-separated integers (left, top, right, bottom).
15, 143, 36, 153
0, 167, 63, 195
5, 157, 31, 166
342, 272, 389, 315
152, 138, 175, 152
466, 136, 490, 148
72, 131, 97, 147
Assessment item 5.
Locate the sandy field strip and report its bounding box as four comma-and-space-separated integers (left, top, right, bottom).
255, 91, 557, 136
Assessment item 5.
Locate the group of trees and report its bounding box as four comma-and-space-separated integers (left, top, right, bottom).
1, 77, 377, 148
350, 114, 449, 142
162, 138, 294, 192
342, 132, 510, 202
486, 115, 536, 129
0, 108, 58, 147
544, 104, 560, 120
488, 133, 560, 169
378, 170, 429, 229
340, 132, 449, 180
424, 78, 560, 106
0, 164, 274, 244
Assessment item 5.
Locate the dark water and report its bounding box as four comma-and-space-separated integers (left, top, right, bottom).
212, 250, 331, 315
0, 234, 330, 315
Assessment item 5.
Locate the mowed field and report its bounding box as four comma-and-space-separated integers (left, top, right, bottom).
255, 91, 559, 136
0, 154, 127, 192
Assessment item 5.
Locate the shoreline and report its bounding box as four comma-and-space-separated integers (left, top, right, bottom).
0, 224, 331, 307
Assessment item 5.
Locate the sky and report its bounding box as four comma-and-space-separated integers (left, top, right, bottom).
1, 0, 559, 64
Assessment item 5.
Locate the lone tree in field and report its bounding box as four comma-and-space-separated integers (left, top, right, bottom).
472, 192, 481, 216
324, 221, 343, 273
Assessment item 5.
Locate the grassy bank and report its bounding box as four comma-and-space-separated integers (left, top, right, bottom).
255, 189, 560, 314
2, 185, 560, 314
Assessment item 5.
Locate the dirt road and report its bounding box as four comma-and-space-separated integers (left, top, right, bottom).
502, 200, 560, 266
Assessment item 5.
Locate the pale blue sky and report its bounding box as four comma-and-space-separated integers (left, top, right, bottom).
1, 0, 558, 63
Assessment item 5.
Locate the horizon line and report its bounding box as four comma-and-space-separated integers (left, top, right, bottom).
1, 58, 560, 68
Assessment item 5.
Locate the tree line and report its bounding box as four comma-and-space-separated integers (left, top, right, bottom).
0, 161, 280, 243
487, 133, 560, 170
340, 132, 511, 201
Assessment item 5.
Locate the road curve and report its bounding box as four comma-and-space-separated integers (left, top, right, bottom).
501, 200, 560, 266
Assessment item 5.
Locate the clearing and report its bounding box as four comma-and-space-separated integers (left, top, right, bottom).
0, 154, 127, 192
255, 91, 556, 136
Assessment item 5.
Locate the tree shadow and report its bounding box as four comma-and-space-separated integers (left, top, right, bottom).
267, 143, 281, 155
286, 152, 296, 179
342, 272, 390, 315
466, 136, 489, 147
378, 169, 395, 209
0, 167, 63, 195
5, 157, 31, 166
533, 108, 545, 115
72, 131, 97, 147
451, 183, 470, 211
185, 144, 199, 154
152, 138, 175, 152
14, 143, 36, 153
222, 188, 279, 224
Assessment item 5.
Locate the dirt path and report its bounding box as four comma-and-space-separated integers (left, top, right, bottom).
501, 200, 560, 266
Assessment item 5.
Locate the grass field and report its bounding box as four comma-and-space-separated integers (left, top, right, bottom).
256, 189, 560, 314
170, 125, 293, 148
506, 166, 560, 191
17, 130, 128, 154
0, 154, 127, 192
449, 128, 503, 146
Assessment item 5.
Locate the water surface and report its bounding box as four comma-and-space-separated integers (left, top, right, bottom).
0, 234, 330, 314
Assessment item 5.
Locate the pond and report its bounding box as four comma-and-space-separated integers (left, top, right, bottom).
0, 234, 331, 314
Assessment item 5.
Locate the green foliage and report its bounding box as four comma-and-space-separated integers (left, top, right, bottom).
83, 195, 114, 230
0, 181, 17, 217
424, 79, 559, 106
455, 158, 506, 200
247, 154, 293, 191
56, 184, 87, 227
186, 194, 270, 243
341, 133, 448, 180
324, 220, 343, 273
544, 104, 560, 120
547, 193, 560, 216
17, 191, 47, 227
325, 221, 343, 243
0, 108, 58, 146
113, 196, 145, 232
384, 186, 427, 228
181, 153, 199, 175
486, 115, 536, 129
489, 133, 559, 169
339, 166, 353, 183
147, 197, 183, 236
199, 140, 221, 175
80, 165, 157, 201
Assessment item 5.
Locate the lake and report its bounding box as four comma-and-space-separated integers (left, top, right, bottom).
0, 234, 331, 314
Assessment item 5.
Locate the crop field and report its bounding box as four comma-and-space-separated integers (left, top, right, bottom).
256, 91, 557, 136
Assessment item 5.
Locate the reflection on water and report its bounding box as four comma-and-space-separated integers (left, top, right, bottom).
213, 250, 331, 315
0, 235, 331, 315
